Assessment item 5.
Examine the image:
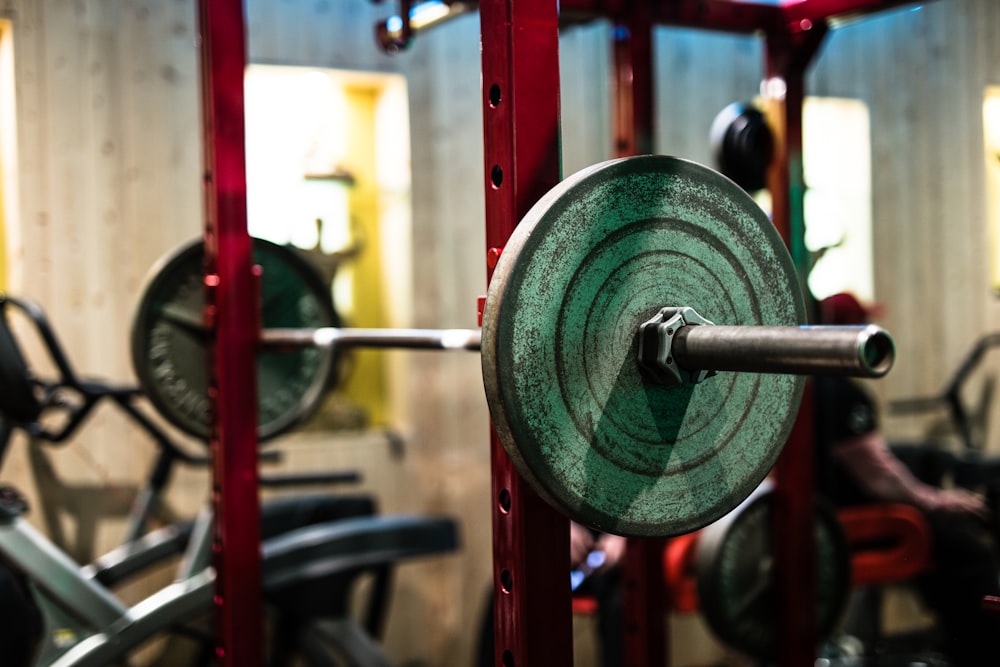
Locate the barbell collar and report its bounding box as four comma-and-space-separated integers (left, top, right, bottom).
671, 323, 894, 379
261, 327, 482, 352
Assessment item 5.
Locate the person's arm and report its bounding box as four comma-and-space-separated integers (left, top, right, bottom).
594, 533, 627, 572
570, 521, 595, 568
832, 431, 988, 518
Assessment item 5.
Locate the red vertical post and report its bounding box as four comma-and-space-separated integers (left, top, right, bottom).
197, 1, 263, 665
611, 7, 668, 667
480, 0, 573, 664
764, 22, 827, 667
612, 7, 654, 158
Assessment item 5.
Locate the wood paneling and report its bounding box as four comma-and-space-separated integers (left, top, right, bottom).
3, 1, 999, 665
3, 0, 206, 559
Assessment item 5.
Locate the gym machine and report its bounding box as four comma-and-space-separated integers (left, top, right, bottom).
0, 291, 460, 666
196, 1, 926, 666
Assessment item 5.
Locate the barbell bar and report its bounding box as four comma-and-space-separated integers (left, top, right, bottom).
134, 154, 895, 538
261, 326, 483, 352
259, 319, 893, 381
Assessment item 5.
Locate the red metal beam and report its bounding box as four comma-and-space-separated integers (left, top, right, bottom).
763, 22, 828, 667
560, 0, 923, 33
782, 0, 924, 29
197, 1, 263, 664
480, 0, 573, 664
562, 0, 783, 33
612, 9, 655, 157
376, 0, 927, 44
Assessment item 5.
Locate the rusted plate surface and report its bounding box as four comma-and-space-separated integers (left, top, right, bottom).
481, 155, 805, 537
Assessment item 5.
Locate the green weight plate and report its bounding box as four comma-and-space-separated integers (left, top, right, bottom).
695, 480, 851, 660
481, 155, 806, 538
131, 238, 339, 441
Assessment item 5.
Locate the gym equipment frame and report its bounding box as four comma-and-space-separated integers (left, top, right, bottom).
196, 1, 929, 665
474, 2, 922, 665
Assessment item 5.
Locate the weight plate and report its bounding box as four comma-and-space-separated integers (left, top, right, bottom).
695, 480, 851, 660
710, 101, 773, 193
131, 238, 339, 441
481, 155, 805, 537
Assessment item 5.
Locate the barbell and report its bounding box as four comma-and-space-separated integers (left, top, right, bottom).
131, 155, 893, 538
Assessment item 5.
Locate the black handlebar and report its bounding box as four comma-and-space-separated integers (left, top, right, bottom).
890, 332, 1000, 451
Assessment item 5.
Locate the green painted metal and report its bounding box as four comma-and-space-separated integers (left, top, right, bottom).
131, 238, 339, 441
482, 155, 806, 537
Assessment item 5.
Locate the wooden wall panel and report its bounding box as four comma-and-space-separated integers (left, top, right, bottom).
4, 0, 206, 559
3, 0, 1000, 665
655, 27, 763, 167
560, 22, 613, 173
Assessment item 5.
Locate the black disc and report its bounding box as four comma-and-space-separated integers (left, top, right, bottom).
695, 480, 851, 660
710, 101, 774, 193
131, 238, 339, 441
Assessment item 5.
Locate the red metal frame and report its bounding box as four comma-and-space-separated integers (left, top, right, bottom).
480, 1, 573, 665
476, 1, 912, 665
562, 0, 921, 34
763, 25, 828, 667
611, 6, 654, 158
197, 1, 264, 665
191, 1, 925, 665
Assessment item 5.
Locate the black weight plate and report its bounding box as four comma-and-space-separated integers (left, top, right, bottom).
131, 238, 339, 441
710, 101, 774, 193
695, 480, 851, 660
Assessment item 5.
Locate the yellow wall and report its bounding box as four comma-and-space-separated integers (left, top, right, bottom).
985, 87, 1000, 292
0, 141, 6, 293
340, 85, 389, 425
0, 20, 8, 293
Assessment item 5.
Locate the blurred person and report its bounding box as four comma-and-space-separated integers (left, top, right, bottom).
815, 292, 1000, 666
475, 522, 627, 667
570, 522, 627, 667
